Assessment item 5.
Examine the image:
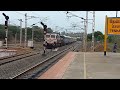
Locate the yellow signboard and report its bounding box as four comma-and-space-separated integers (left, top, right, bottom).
107, 17, 120, 35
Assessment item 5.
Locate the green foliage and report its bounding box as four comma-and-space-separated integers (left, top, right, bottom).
87, 31, 104, 42
0, 25, 5, 40
34, 29, 44, 41
108, 35, 120, 44
47, 28, 53, 33
0, 29, 5, 40
87, 34, 92, 41
0, 24, 54, 42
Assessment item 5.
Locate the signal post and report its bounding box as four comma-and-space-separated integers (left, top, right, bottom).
2, 13, 9, 49
41, 22, 47, 55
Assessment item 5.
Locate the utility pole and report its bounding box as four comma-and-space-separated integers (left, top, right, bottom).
32, 26, 34, 41
85, 11, 88, 52
18, 19, 23, 47
92, 11, 95, 51
83, 20, 86, 52
24, 13, 27, 47
31, 24, 35, 49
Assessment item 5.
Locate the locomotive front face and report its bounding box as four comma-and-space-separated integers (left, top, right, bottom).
45, 34, 57, 44
45, 33, 58, 49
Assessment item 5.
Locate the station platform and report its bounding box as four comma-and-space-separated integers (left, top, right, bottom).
38, 52, 120, 79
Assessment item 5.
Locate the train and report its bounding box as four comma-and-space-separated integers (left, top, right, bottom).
44, 33, 76, 49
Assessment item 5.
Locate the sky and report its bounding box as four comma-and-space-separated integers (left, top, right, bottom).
0, 11, 118, 34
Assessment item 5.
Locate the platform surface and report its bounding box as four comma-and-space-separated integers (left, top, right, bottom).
39, 52, 120, 79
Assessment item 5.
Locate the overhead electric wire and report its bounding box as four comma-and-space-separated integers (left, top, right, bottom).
9, 20, 19, 26
31, 12, 41, 17
14, 11, 25, 16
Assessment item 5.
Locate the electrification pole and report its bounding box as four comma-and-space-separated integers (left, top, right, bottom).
92, 11, 95, 51
32, 26, 34, 41
24, 13, 27, 47
83, 20, 86, 52
85, 11, 88, 52
18, 19, 23, 47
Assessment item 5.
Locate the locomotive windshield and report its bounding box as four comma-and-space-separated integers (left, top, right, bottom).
46, 35, 50, 38
51, 35, 55, 38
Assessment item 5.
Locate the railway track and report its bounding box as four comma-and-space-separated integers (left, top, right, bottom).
0, 51, 32, 60
0, 41, 81, 79
12, 41, 81, 79
0, 46, 43, 60
0, 43, 74, 66
0, 51, 41, 66
0, 44, 66, 66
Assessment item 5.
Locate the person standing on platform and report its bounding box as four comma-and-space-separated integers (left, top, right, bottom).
113, 43, 117, 53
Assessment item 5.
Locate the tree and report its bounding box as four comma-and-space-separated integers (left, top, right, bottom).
87, 33, 92, 41
47, 28, 53, 33
0, 24, 54, 42
87, 31, 104, 42
94, 31, 104, 41
0, 29, 5, 40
